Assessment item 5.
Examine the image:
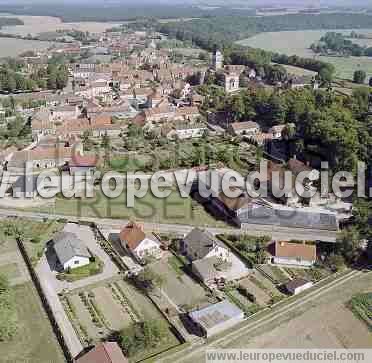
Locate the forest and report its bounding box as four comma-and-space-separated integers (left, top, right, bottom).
0, 4, 255, 22
199, 85, 371, 173
0, 59, 69, 93
311, 32, 372, 57
158, 13, 372, 47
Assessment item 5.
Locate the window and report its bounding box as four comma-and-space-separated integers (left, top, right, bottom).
74, 260, 80, 265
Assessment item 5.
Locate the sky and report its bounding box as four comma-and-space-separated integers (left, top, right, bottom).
0, 0, 370, 7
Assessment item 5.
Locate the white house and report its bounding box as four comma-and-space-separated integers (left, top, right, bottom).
229, 121, 260, 136
53, 232, 91, 271
285, 278, 314, 295
119, 223, 162, 262
166, 122, 207, 140
272, 241, 316, 267
182, 228, 229, 262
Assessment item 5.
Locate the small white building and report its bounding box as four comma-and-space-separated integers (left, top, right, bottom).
120, 223, 162, 262
285, 278, 313, 295
272, 241, 316, 267
53, 232, 91, 271
229, 121, 260, 136
189, 300, 244, 337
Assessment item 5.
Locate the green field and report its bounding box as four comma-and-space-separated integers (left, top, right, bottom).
237, 29, 372, 80
36, 188, 227, 227
0, 282, 65, 363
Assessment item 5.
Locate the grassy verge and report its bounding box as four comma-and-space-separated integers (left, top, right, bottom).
0, 282, 65, 363
348, 293, 372, 331
57, 258, 103, 282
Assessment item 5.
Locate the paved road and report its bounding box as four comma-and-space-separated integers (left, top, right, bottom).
0, 208, 337, 242
158, 269, 365, 363
36, 255, 83, 358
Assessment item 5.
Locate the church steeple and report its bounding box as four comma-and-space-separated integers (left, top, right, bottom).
212, 48, 223, 71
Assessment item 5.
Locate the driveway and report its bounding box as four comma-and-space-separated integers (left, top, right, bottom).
36, 257, 83, 358
41, 223, 120, 293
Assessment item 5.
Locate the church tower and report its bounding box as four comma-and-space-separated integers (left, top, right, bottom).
212, 49, 223, 71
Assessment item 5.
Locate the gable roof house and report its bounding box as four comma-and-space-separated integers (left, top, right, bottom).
119, 223, 161, 262
228, 121, 260, 136
75, 342, 128, 363
271, 241, 317, 267
182, 228, 229, 262
7, 145, 73, 172
53, 231, 91, 271
285, 278, 313, 295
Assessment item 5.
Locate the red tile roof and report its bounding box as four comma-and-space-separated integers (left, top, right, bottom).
274, 241, 316, 261
76, 342, 128, 363
119, 222, 145, 251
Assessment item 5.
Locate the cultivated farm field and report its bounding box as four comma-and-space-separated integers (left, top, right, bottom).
0, 14, 120, 36
237, 29, 372, 80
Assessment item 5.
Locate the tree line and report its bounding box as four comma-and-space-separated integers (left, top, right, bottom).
156, 17, 338, 80
311, 32, 372, 57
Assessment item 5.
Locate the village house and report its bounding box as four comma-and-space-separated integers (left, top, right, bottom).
182, 228, 230, 262
7, 145, 74, 172
52, 231, 91, 271
228, 121, 260, 136
133, 104, 176, 126
119, 223, 162, 262
51, 105, 79, 122
271, 241, 317, 267
74, 342, 128, 363
288, 76, 319, 90
269, 123, 295, 140
165, 120, 207, 140
285, 278, 314, 295
56, 118, 122, 138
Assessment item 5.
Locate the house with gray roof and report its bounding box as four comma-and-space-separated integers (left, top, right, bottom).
53, 232, 91, 271
182, 228, 229, 262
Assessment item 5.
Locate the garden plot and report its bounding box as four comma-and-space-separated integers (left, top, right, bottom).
115, 279, 165, 320
257, 264, 291, 285
238, 276, 272, 306
150, 257, 212, 309
92, 285, 134, 331
65, 282, 141, 345
283, 266, 331, 282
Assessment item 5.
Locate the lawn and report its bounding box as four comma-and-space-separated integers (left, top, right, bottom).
283, 266, 331, 282
57, 258, 103, 282
348, 293, 372, 330
257, 265, 291, 285
224, 287, 261, 316
149, 256, 212, 310
237, 29, 372, 81
0, 219, 63, 265
0, 282, 65, 363
38, 188, 227, 227
0, 263, 20, 280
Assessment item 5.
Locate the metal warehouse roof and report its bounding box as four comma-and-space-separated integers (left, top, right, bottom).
189, 300, 243, 330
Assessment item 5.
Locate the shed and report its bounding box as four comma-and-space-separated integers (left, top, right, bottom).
189, 300, 244, 337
